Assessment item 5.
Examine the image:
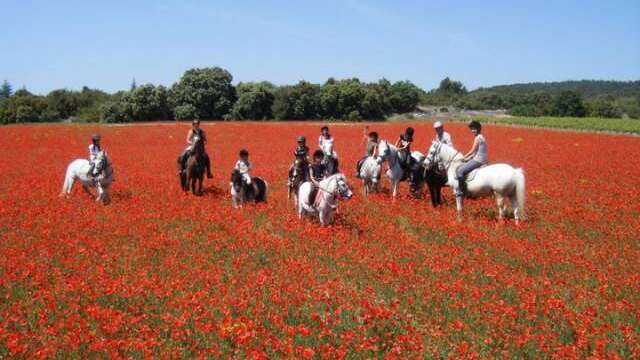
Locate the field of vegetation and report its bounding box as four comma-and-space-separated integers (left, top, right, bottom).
1, 122, 638, 358
475, 116, 640, 134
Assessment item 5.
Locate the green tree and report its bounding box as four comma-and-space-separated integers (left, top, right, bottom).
174, 104, 198, 120
552, 91, 586, 117
0, 80, 12, 99
272, 81, 321, 120
170, 67, 236, 119
231, 82, 275, 120
319, 78, 366, 120
46, 89, 79, 120
389, 80, 422, 113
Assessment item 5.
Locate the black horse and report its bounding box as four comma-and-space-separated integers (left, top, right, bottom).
230, 169, 268, 207
409, 162, 448, 207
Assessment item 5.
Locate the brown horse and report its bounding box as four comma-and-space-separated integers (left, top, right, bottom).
183, 135, 206, 195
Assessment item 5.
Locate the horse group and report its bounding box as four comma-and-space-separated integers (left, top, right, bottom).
59, 134, 526, 225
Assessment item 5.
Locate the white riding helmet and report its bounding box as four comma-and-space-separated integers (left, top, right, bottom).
433, 121, 443, 129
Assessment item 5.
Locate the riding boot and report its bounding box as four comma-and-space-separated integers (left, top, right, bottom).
204, 155, 213, 179
457, 178, 467, 197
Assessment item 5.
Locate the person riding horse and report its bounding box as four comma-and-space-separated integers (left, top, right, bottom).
456, 120, 488, 196
395, 127, 415, 180
356, 131, 379, 178
87, 134, 103, 182
433, 121, 453, 146
178, 119, 213, 179
289, 136, 310, 182
319, 126, 338, 175
308, 149, 327, 203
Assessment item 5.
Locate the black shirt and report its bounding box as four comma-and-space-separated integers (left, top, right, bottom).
294, 145, 309, 159
310, 163, 326, 181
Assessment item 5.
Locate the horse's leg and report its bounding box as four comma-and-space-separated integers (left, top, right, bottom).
510, 193, 520, 224
495, 192, 505, 220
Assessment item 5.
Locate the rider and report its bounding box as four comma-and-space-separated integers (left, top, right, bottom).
318, 126, 335, 158
289, 136, 310, 182
179, 119, 213, 179
456, 120, 488, 196
433, 121, 453, 146
309, 149, 327, 200
395, 127, 414, 177
87, 134, 102, 180
356, 131, 379, 178
234, 149, 252, 185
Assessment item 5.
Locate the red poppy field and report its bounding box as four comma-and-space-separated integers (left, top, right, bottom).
0, 122, 639, 358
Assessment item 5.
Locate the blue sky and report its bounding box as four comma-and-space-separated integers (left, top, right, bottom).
1, 0, 639, 94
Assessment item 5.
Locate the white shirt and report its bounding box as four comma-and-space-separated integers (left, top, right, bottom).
234, 160, 252, 174
318, 135, 334, 156
473, 134, 488, 164
88, 144, 101, 162
434, 131, 453, 146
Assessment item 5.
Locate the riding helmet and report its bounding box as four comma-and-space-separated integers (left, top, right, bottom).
433, 121, 443, 128
321, 126, 329, 132
468, 120, 482, 131
239, 149, 249, 157
297, 135, 306, 143
369, 131, 378, 140
92, 134, 101, 142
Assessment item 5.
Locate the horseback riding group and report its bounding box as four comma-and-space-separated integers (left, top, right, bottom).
60, 119, 525, 224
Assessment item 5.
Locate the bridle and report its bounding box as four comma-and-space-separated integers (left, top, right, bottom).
429, 142, 460, 173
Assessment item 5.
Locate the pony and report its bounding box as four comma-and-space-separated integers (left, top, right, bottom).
60, 150, 113, 205
358, 156, 382, 195
288, 158, 307, 206
376, 140, 425, 198
424, 141, 526, 223
181, 135, 206, 195
230, 169, 268, 208
298, 173, 353, 226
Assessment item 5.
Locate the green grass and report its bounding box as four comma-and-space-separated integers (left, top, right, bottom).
475, 116, 640, 134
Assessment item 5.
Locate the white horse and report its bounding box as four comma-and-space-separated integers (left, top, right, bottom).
377, 140, 424, 198
298, 173, 353, 226
60, 151, 114, 205
358, 156, 382, 195
424, 141, 526, 223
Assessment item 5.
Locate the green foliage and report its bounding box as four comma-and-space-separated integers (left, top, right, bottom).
174, 104, 198, 121
587, 99, 621, 118
0, 80, 12, 99
475, 116, 640, 134
99, 101, 131, 123
231, 82, 275, 120
170, 67, 236, 119
422, 77, 467, 106
552, 91, 586, 117
389, 80, 422, 113
272, 81, 321, 120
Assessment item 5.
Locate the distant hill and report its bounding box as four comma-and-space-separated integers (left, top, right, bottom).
476, 80, 640, 100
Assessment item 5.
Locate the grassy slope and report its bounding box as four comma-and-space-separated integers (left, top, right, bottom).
470, 116, 640, 134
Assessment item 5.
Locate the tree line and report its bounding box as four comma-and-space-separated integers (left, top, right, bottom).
422, 78, 640, 119
2, 71, 638, 124
0, 67, 423, 124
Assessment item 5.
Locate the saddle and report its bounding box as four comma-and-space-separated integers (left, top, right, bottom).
462, 164, 488, 183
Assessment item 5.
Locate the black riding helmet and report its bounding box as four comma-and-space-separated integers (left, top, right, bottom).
468, 120, 482, 131
403, 127, 414, 141
239, 149, 249, 157
92, 134, 101, 143
321, 126, 329, 132
297, 135, 306, 144
313, 149, 324, 159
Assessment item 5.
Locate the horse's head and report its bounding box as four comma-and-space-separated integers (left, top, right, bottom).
378, 140, 391, 160
424, 141, 442, 168
192, 135, 205, 156
230, 169, 243, 190
94, 151, 109, 174
334, 174, 353, 200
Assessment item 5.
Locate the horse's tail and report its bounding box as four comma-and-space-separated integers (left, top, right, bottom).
61, 165, 75, 195
514, 168, 526, 220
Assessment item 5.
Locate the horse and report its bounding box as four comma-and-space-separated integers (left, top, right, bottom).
60, 151, 113, 205
406, 159, 449, 207
298, 173, 353, 226
182, 135, 206, 195
288, 159, 307, 206
358, 156, 382, 195
376, 140, 425, 198
424, 141, 526, 223
230, 169, 268, 208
